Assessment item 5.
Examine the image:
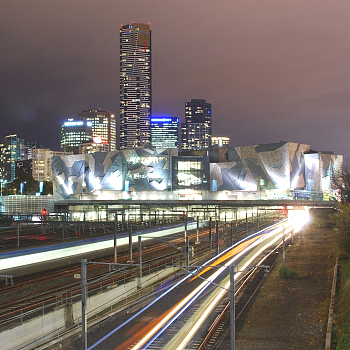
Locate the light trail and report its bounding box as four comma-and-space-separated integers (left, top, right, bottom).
175, 225, 293, 349
0, 222, 198, 272
189, 236, 262, 282
169, 208, 310, 349
90, 210, 309, 350
118, 222, 293, 350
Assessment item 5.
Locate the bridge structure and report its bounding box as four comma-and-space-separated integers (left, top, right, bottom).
54, 198, 336, 222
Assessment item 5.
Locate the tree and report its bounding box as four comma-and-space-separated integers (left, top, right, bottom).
332, 157, 350, 203
42, 181, 53, 195
330, 203, 350, 251
4, 175, 53, 195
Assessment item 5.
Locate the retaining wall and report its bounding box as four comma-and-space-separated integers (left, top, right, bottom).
2, 267, 177, 350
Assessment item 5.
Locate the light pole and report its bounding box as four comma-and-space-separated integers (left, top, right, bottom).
81, 259, 141, 350
282, 226, 286, 266
195, 215, 200, 244
128, 224, 133, 263
229, 264, 235, 349
114, 213, 118, 264
180, 263, 269, 350
81, 259, 88, 350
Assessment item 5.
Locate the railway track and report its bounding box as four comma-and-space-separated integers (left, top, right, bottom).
0, 228, 216, 329
0, 217, 279, 338
0, 219, 183, 249
196, 243, 282, 349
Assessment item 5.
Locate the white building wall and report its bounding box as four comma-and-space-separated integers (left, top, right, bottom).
32, 149, 71, 182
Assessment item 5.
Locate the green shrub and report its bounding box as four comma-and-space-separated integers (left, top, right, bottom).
278, 264, 299, 279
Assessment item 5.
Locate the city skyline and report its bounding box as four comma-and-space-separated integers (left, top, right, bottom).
1, 1, 350, 157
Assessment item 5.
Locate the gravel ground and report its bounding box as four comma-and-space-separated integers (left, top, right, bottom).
233, 221, 336, 350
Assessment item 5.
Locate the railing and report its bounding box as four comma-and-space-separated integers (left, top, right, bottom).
0, 254, 185, 329
12, 261, 187, 350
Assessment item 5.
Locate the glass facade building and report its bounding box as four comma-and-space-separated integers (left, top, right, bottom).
15, 159, 33, 178
78, 109, 116, 151
120, 23, 152, 149
171, 156, 210, 192
79, 141, 110, 154
181, 99, 212, 150
151, 117, 179, 148
60, 119, 93, 154
0, 134, 26, 181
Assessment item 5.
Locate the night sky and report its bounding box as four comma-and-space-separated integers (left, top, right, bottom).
1, 1, 350, 157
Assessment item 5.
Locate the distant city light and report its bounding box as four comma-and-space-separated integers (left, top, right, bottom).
64, 121, 84, 126
93, 136, 102, 144
151, 118, 174, 123
64, 120, 92, 127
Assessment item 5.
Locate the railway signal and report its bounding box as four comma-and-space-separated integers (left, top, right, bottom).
41, 209, 47, 221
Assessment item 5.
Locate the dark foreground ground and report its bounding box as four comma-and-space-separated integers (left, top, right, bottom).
233, 219, 336, 350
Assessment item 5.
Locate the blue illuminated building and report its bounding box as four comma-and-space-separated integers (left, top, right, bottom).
150, 116, 179, 148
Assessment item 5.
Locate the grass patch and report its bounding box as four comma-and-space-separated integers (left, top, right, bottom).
335, 258, 350, 349
278, 264, 299, 279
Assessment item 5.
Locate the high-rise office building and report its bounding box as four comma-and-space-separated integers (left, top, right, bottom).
0, 134, 26, 181
150, 117, 179, 148
15, 159, 33, 178
120, 23, 151, 149
32, 148, 72, 182
181, 99, 212, 150
79, 141, 110, 154
24, 141, 41, 160
212, 136, 230, 148
78, 109, 116, 151
60, 118, 93, 154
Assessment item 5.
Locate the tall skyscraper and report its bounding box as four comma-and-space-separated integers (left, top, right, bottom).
150, 117, 179, 148
78, 109, 116, 151
181, 99, 212, 150
0, 134, 25, 181
120, 23, 151, 149
60, 118, 93, 154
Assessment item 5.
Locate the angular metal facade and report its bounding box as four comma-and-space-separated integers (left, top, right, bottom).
51, 142, 342, 200
52, 148, 176, 199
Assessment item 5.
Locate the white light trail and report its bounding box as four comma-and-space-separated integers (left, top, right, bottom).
132, 222, 292, 350
0, 223, 197, 272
